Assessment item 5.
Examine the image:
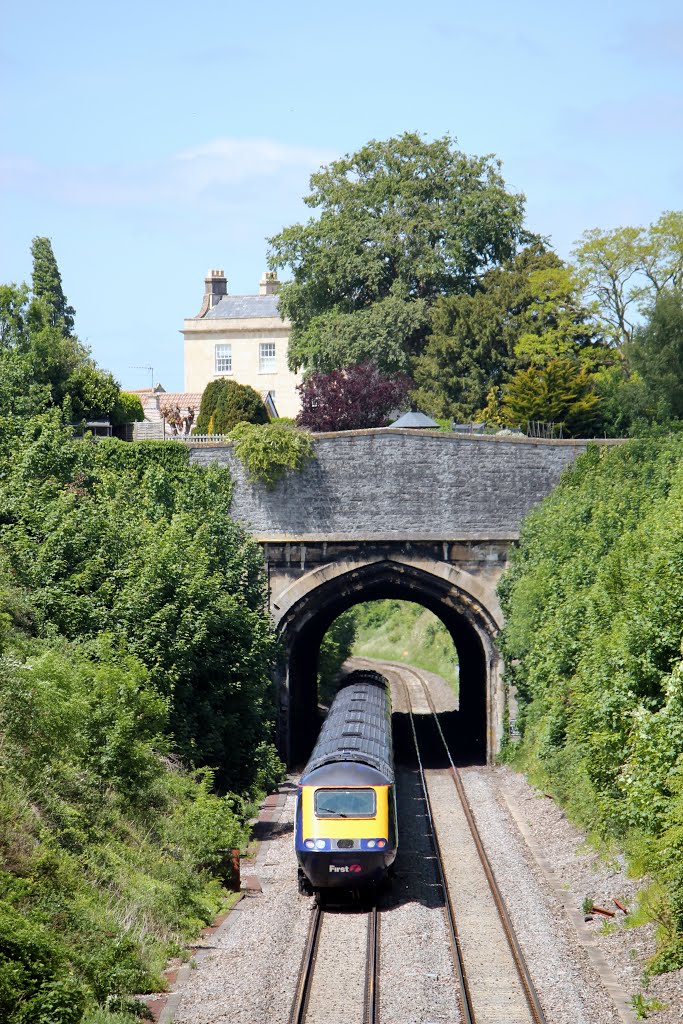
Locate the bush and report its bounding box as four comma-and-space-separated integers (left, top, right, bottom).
0, 421, 277, 789
229, 421, 314, 488
195, 379, 268, 434
297, 362, 411, 432
0, 904, 86, 1024
111, 392, 144, 425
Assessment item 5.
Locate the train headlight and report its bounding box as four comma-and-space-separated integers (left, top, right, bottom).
361, 838, 386, 850
315, 839, 326, 850
304, 839, 315, 849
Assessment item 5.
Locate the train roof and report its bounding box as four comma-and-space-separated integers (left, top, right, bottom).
301, 672, 394, 784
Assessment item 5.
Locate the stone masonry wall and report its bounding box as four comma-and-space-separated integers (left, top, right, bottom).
188, 429, 615, 540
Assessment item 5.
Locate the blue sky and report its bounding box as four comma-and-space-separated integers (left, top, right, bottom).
2, 0, 682, 391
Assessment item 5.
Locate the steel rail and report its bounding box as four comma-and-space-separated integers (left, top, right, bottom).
288, 903, 322, 1024
399, 675, 475, 1024
403, 663, 548, 1024
289, 899, 380, 1024
364, 902, 380, 1024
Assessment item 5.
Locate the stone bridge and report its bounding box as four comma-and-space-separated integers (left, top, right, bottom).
190, 429, 618, 765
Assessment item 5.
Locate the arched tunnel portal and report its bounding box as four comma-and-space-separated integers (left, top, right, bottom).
274, 557, 504, 767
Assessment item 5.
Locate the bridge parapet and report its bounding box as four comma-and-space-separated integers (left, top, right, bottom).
189, 428, 617, 540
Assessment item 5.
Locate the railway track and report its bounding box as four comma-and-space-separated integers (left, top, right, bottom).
289, 900, 379, 1024
397, 661, 547, 1024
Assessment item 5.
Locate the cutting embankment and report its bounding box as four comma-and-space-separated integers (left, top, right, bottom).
0, 420, 282, 1024
499, 436, 683, 973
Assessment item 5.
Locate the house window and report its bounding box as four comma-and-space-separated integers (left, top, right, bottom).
215, 343, 232, 373
259, 342, 276, 373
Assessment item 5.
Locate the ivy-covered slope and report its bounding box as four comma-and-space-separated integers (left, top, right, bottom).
0, 416, 283, 1022
499, 438, 683, 969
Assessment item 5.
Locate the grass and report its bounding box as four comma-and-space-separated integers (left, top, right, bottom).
349, 600, 459, 694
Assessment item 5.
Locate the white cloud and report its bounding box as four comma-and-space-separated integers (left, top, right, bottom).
0, 137, 336, 208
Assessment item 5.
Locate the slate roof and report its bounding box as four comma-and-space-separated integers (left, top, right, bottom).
201, 294, 281, 320
388, 410, 439, 428
303, 672, 394, 782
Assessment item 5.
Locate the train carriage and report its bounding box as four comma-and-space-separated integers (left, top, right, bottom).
295, 670, 397, 893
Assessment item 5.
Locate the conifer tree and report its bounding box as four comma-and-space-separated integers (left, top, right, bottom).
30, 236, 76, 336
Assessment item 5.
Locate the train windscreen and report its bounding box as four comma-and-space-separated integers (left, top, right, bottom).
314, 788, 376, 818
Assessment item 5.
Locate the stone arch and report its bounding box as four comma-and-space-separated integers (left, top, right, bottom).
273, 556, 504, 766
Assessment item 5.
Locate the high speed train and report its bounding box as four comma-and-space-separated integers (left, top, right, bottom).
295, 670, 397, 895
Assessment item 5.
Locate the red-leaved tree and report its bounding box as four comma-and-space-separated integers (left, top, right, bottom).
297, 362, 412, 432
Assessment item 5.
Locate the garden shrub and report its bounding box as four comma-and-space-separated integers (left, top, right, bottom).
195, 379, 268, 434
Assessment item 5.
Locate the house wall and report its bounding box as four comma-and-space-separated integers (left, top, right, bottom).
182, 315, 301, 419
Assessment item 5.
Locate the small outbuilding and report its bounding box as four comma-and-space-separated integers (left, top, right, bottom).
387, 410, 439, 429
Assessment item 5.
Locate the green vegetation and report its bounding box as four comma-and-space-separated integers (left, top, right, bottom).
0, 589, 252, 1022
195, 378, 268, 434
0, 419, 278, 790
0, 239, 141, 429
268, 132, 528, 375
0, 415, 283, 1019
318, 614, 358, 704
343, 600, 458, 692
499, 437, 683, 969
229, 421, 314, 488
573, 211, 683, 349
270, 133, 683, 436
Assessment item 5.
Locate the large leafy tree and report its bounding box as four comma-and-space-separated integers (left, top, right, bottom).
572, 211, 683, 349
268, 133, 530, 374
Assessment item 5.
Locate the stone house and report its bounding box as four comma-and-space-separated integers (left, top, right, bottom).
182, 269, 302, 419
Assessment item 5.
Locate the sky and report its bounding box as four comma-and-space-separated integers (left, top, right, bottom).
2, 0, 682, 391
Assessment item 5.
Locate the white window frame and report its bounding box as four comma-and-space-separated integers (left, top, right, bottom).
259, 341, 276, 373
215, 343, 232, 374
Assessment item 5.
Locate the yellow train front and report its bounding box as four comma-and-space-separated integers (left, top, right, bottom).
295, 671, 397, 893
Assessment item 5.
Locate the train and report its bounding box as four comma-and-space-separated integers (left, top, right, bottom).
295, 670, 397, 895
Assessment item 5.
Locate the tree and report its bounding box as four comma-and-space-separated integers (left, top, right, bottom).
268, 133, 529, 374
629, 289, 683, 420
499, 358, 601, 436
65, 364, 120, 421
111, 391, 145, 426
572, 211, 683, 349
297, 362, 411, 432
412, 246, 602, 421
30, 236, 75, 336
195, 379, 269, 434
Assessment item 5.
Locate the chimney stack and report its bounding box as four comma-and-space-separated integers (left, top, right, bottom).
205, 269, 227, 308
259, 271, 280, 296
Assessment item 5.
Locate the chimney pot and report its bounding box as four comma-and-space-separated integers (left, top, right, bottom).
259, 271, 280, 296
204, 269, 227, 307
